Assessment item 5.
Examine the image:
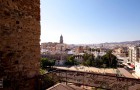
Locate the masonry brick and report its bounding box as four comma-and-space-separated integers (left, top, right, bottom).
0, 0, 40, 89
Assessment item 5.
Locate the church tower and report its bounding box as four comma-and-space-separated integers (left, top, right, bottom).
60, 35, 63, 44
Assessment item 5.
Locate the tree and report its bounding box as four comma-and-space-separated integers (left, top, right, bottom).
49, 59, 55, 67
65, 56, 78, 66
95, 56, 103, 68
41, 74, 58, 90
83, 53, 90, 61
92, 48, 95, 52
101, 51, 117, 68
96, 48, 100, 53
88, 48, 92, 52
41, 58, 49, 69
41, 58, 55, 69
82, 54, 95, 66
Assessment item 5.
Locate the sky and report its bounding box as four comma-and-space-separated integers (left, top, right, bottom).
40, 0, 140, 44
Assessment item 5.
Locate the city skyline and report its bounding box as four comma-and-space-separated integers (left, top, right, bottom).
41, 0, 140, 44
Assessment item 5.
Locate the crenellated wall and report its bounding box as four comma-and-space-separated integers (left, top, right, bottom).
0, 0, 40, 89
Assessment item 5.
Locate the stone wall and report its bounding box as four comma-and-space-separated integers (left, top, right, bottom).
0, 0, 40, 89
56, 69, 140, 90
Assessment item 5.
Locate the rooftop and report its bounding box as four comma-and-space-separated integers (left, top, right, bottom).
46, 83, 85, 90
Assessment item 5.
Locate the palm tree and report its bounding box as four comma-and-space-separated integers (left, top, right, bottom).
102, 50, 117, 68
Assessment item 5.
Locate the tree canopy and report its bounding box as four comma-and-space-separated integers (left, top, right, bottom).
41, 58, 55, 69
101, 51, 117, 68
81, 51, 117, 68
65, 56, 79, 66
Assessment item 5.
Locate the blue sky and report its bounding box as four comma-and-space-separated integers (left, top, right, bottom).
41, 0, 140, 44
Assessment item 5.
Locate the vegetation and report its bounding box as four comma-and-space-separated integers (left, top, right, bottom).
65, 56, 79, 66
88, 48, 100, 52
41, 74, 58, 90
64, 50, 117, 68
74, 51, 117, 68
41, 50, 117, 69
40, 58, 58, 90
40, 68, 46, 75
82, 53, 94, 66
101, 51, 117, 68
40, 58, 55, 69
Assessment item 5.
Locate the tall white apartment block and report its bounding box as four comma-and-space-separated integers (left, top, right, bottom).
129, 46, 140, 64
129, 45, 140, 77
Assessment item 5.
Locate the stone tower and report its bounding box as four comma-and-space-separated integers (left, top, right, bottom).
60, 35, 63, 44
0, 0, 40, 89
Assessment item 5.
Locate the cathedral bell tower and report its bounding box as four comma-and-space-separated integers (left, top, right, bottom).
60, 35, 63, 44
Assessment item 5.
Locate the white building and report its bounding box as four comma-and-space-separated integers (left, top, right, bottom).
135, 62, 140, 77
129, 45, 140, 77
129, 46, 140, 64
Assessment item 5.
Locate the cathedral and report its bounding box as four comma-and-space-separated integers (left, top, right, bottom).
60, 34, 63, 44
41, 34, 68, 54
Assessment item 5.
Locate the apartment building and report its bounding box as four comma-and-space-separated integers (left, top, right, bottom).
129, 45, 140, 77
129, 46, 140, 64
